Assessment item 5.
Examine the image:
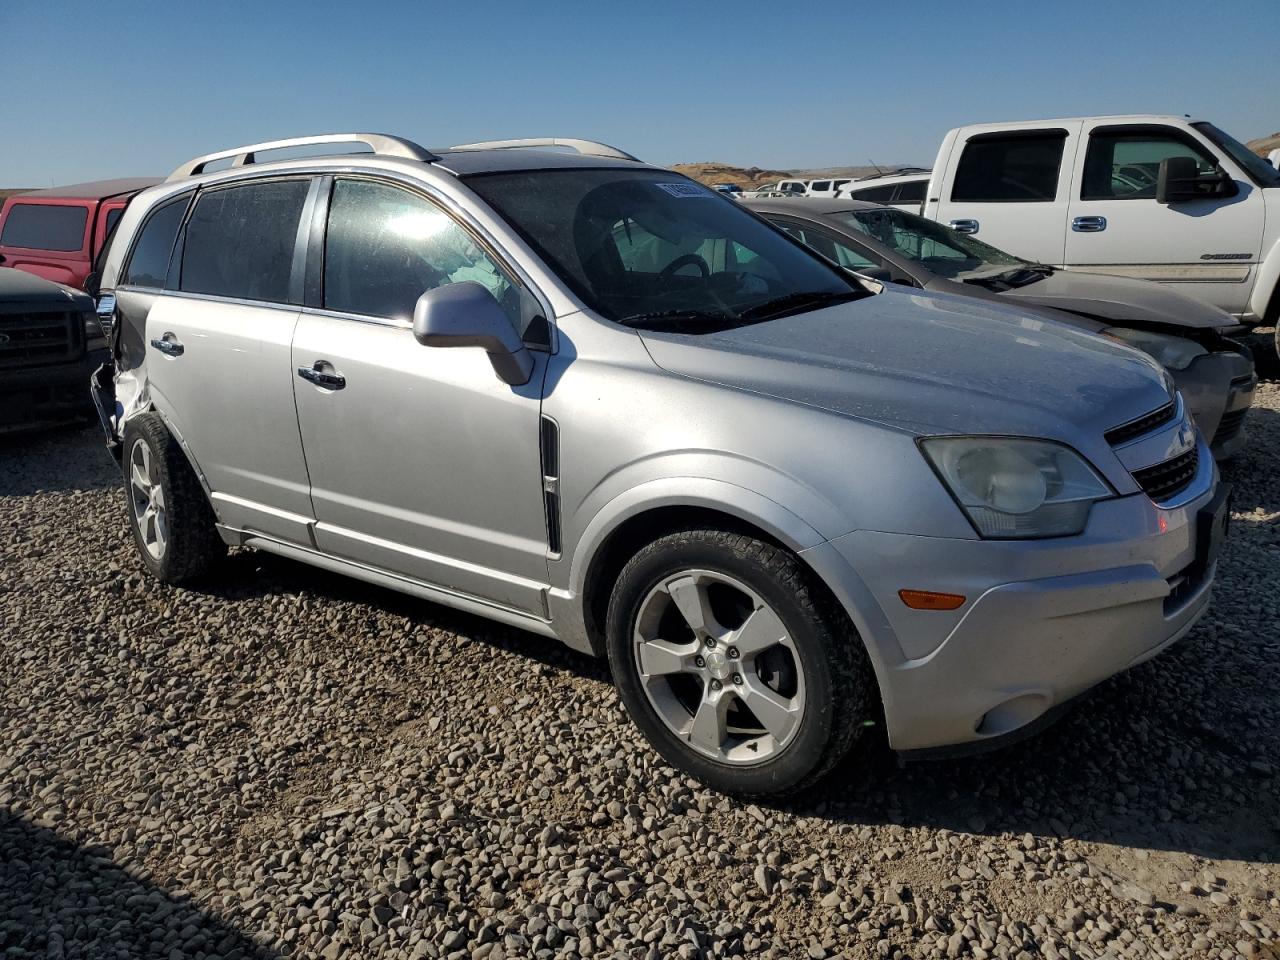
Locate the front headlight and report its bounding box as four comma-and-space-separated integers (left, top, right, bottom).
1103, 327, 1206, 371
920, 437, 1114, 539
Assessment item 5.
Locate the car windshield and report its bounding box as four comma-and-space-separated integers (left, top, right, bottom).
832, 206, 1032, 282
466, 168, 866, 330
1192, 122, 1280, 188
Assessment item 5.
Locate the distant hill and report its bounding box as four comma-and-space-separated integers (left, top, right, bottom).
1247, 132, 1280, 157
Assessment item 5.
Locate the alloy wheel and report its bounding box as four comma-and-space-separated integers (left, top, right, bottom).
128, 439, 168, 560
632, 569, 806, 765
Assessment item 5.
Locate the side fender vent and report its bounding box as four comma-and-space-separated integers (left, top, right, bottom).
540, 416, 562, 556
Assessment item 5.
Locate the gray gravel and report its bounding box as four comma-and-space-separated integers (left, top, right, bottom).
2, 341, 1279, 959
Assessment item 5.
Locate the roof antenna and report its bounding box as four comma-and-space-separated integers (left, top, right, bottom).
868, 158, 885, 175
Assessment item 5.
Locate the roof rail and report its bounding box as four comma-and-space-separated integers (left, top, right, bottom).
166, 133, 439, 181
446, 138, 640, 162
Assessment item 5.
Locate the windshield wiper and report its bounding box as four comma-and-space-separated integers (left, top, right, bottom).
739, 289, 862, 322
616, 308, 744, 332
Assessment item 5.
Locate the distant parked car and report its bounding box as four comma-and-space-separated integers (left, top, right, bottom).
0, 267, 105, 433
836, 170, 930, 211
747, 197, 1256, 459
711, 183, 744, 197
804, 177, 853, 198
0, 178, 159, 290
1269, 148, 1280, 171
740, 179, 806, 199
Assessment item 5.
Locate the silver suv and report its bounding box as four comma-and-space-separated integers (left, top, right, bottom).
94, 134, 1228, 796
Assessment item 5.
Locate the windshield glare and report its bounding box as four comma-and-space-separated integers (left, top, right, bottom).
1192, 122, 1280, 188
835, 207, 1025, 280
465, 169, 863, 327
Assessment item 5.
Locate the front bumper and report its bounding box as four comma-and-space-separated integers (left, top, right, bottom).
810, 440, 1221, 752
1173, 348, 1255, 460
0, 348, 107, 434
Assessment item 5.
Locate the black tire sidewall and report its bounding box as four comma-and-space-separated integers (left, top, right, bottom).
606, 532, 850, 796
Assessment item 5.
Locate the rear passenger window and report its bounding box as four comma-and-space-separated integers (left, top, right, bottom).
849, 185, 895, 202
894, 181, 927, 204
323, 179, 522, 326
952, 132, 1066, 202
180, 179, 309, 303
0, 203, 87, 251
124, 197, 189, 288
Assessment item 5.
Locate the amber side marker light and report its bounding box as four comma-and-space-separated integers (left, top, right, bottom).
898, 589, 967, 611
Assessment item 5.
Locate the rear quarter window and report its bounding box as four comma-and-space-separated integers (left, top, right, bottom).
1, 203, 88, 251
124, 197, 191, 288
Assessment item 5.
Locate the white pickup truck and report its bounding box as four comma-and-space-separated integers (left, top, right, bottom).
918, 116, 1280, 326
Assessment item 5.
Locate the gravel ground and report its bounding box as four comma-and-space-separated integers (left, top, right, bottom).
2, 341, 1279, 960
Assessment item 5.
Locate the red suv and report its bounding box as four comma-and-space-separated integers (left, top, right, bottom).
0, 178, 158, 290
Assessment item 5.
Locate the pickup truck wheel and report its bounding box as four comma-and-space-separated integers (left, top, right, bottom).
606, 528, 875, 797
121, 414, 225, 584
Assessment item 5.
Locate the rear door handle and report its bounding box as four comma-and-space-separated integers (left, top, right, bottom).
949, 219, 979, 235
150, 333, 184, 356
297, 363, 346, 391
1072, 216, 1107, 233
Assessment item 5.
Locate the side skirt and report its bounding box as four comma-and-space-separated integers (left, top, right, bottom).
220, 526, 561, 642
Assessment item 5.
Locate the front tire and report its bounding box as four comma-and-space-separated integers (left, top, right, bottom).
122, 414, 225, 584
606, 528, 875, 797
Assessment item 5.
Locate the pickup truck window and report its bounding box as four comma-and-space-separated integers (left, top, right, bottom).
1082, 130, 1216, 200
952, 132, 1065, 203
0, 203, 87, 252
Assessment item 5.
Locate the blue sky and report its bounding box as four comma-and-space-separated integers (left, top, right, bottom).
2, 0, 1277, 186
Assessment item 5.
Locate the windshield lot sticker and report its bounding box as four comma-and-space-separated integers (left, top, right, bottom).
656, 182, 713, 198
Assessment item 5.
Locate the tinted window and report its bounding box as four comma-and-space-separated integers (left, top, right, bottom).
1082, 130, 1218, 200
810, 181, 832, 192
124, 198, 189, 288
1193, 121, 1280, 188
466, 169, 862, 328
835, 207, 1023, 280
104, 208, 123, 237
848, 185, 895, 202
952, 132, 1065, 202
1, 203, 88, 251
894, 180, 927, 204
180, 179, 309, 302
324, 179, 522, 326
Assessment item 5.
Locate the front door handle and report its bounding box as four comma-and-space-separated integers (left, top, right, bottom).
150, 333, 184, 356
1072, 215, 1107, 233
297, 363, 346, 391
949, 218, 979, 235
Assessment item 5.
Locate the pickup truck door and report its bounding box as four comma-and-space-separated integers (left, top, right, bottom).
931, 123, 1081, 267
291, 178, 552, 617
1063, 121, 1264, 315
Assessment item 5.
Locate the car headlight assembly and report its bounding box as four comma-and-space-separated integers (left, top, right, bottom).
1102, 327, 1207, 371
920, 437, 1114, 539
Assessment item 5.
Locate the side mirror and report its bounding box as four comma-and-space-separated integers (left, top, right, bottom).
413, 281, 534, 386
1156, 156, 1238, 204
84, 271, 101, 298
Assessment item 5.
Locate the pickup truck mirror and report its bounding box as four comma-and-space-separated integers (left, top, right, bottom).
1156, 156, 1238, 204
412, 281, 534, 387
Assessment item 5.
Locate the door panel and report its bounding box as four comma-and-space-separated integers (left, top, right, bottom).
933, 124, 1080, 266
144, 296, 313, 542
292, 313, 550, 614
1064, 122, 1264, 314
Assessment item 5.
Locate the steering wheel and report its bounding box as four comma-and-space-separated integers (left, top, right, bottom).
660, 254, 710, 280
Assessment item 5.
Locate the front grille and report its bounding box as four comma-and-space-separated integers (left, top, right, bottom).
1132, 447, 1199, 503
1216, 408, 1247, 443
0, 311, 79, 369
1104, 400, 1177, 446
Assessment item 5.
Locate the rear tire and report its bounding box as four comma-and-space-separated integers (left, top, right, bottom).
121, 414, 225, 584
606, 528, 875, 797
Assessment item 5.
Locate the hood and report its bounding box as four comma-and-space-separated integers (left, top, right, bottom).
998, 268, 1235, 330
0, 267, 92, 311
639, 286, 1173, 441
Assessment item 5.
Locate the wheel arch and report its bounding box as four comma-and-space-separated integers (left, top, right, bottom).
1250, 235, 1280, 323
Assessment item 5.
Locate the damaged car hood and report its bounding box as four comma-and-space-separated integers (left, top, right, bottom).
996, 268, 1236, 330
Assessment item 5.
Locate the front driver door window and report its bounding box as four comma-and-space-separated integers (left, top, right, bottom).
324, 178, 524, 328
